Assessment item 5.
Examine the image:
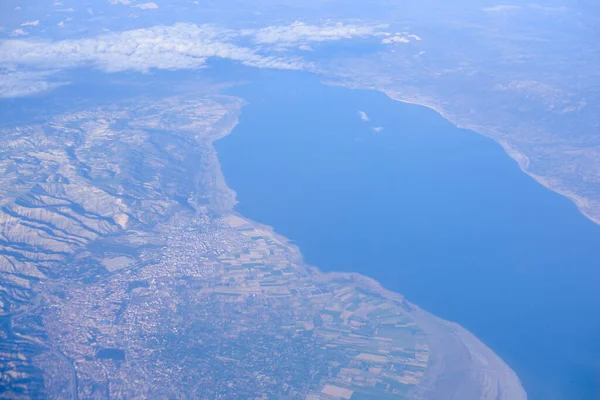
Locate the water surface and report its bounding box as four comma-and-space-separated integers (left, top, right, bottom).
216, 71, 600, 400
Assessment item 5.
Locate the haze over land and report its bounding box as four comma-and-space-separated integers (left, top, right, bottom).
1, 0, 599, 225
0, 0, 598, 399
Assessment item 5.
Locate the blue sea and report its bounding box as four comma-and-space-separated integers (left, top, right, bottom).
215, 71, 600, 400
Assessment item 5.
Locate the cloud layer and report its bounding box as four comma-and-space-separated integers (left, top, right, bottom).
0, 24, 302, 73
0, 21, 412, 98
134, 2, 158, 10
244, 21, 388, 45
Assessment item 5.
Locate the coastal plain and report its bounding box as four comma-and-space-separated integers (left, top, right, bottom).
0, 90, 525, 399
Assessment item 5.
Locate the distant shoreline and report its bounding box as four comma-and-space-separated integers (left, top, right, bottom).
357, 83, 600, 227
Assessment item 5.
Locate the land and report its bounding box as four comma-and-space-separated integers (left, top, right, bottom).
0, 88, 526, 399
1, 2, 597, 397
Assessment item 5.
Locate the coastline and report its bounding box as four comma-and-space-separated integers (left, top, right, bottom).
206, 98, 528, 399
379, 88, 600, 226
321, 79, 600, 226
221, 211, 528, 400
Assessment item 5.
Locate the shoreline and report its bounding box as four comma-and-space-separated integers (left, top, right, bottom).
321, 78, 600, 226
223, 211, 528, 399
206, 97, 527, 399
380, 88, 600, 226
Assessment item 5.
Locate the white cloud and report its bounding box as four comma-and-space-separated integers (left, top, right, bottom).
381, 32, 421, 45
483, 5, 521, 12
0, 70, 66, 98
10, 29, 27, 36
134, 2, 158, 9
0, 21, 391, 75
21, 20, 40, 27
244, 21, 389, 46
0, 23, 306, 74
358, 111, 369, 122
382, 35, 409, 44
528, 4, 568, 12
